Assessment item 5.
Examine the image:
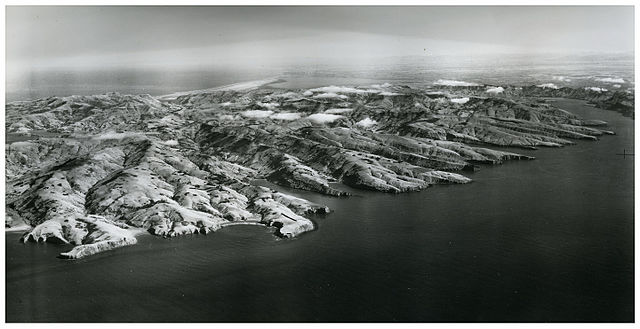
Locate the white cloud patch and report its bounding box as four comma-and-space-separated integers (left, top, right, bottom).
241, 110, 274, 118
256, 102, 280, 110
537, 83, 559, 89
356, 117, 378, 128
433, 79, 480, 87
585, 87, 607, 92
450, 97, 470, 104
613, 84, 622, 88
312, 93, 349, 100
324, 108, 353, 114
306, 113, 345, 124
270, 112, 302, 121
302, 90, 314, 96
485, 86, 504, 94
162, 140, 179, 146
595, 77, 625, 83
310, 86, 379, 94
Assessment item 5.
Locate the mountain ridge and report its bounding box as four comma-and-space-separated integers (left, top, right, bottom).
5, 80, 632, 258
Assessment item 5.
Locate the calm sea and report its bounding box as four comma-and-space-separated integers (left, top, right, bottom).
5, 98, 634, 322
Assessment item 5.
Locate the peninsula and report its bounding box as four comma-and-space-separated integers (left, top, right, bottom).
5, 79, 633, 259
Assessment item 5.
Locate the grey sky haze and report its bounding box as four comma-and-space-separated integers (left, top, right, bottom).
6, 6, 635, 73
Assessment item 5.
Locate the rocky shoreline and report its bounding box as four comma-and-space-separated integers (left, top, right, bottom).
5, 81, 631, 258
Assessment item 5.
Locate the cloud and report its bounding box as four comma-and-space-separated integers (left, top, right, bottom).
270, 112, 302, 121
536, 83, 559, 89
312, 93, 349, 100
162, 140, 179, 146
273, 92, 302, 99
356, 117, 378, 128
434, 80, 480, 87
450, 97, 470, 104
241, 110, 274, 118
595, 77, 625, 83
309, 86, 380, 94
306, 113, 344, 124
485, 86, 504, 94
324, 108, 353, 114
256, 102, 280, 110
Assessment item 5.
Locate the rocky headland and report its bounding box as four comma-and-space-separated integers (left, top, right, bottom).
5, 79, 631, 258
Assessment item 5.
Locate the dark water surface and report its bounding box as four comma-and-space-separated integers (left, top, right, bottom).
5, 100, 634, 322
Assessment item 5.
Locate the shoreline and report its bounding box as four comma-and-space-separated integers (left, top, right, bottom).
6, 98, 633, 320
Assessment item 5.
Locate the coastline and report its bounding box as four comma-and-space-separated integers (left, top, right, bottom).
5, 78, 633, 260
5, 97, 633, 321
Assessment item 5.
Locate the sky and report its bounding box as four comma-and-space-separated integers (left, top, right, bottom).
5, 6, 635, 75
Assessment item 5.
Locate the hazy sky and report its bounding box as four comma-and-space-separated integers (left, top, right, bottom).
6, 6, 635, 73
